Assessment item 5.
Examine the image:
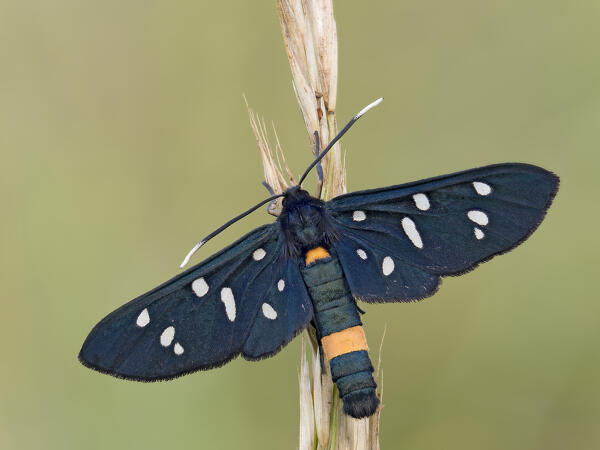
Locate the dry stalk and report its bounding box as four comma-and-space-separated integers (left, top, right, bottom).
277, 0, 345, 199
246, 1, 382, 448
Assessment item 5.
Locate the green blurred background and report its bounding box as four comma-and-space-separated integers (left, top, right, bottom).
1, 1, 599, 449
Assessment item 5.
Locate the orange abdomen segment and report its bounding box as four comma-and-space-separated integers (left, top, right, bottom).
321, 325, 369, 361
304, 246, 331, 265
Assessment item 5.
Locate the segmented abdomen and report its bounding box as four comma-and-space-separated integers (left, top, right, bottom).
301, 247, 379, 418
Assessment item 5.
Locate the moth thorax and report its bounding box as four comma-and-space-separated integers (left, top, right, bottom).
279, 188, 339, 257
287, 204, 325, 249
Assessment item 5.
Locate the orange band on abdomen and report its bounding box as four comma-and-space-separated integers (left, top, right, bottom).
321, 325, 369, 361
305, 247, 331, 265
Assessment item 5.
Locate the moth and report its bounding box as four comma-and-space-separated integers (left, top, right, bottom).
79, 99, 559, 418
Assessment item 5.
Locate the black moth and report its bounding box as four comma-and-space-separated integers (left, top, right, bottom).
79, 100, 559, 418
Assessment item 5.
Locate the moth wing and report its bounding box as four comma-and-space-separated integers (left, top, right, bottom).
327, 163, 558, 302
79, 223, 313, 381
331, 229, 441, 302
242, 258, 313, 359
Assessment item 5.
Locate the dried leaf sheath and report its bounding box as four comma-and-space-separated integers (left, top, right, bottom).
277, 0, 345, 199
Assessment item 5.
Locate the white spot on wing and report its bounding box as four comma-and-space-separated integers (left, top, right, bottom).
412, 193, 430, 211
473, 181, 492, 196
220, 288, 236, 322
277, 279, 285, 292
252, 248, 266, 261
262, 303, 277, 320
356, 249, 367, 260
136, 308, 150, 327
353, 210, 366, 222
382, 256, 395, 276
467, 210, 489, 226
173, 342, 184, 355
474, 227, 485, 240
192, 277, 209, 297
160, 326, 175, 347
401, 217, 424, 248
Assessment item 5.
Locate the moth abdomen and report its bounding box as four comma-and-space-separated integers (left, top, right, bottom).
302, 246, 379, 418
330, 350, 379, 418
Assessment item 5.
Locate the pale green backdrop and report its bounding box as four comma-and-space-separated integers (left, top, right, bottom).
1, 1, 598, 449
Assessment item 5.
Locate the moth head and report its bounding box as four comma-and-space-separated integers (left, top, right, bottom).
279, 187, 338, 258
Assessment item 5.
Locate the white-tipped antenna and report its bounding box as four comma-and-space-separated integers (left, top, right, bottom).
354, 97, 384, 120
179, 241, 205, 268
297, 97, 384, 186
178, 193, 284, 268
179, 98, 383, 269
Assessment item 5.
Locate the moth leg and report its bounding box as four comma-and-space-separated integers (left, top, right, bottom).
355, 301, 366, 315
262, 181, 280, 216
318, 343, 327, 373
308, 321, 321, 344
313, 131, 324, 198
308, 321, 328, 373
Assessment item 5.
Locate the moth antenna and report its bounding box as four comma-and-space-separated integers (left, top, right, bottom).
314, 131, 324, 198
181, 98, 383, 267
180, 241, 205, 268
297, 97, 383, 187
179, 193, 285, 268
314, 131, 324, 183
262, 181, 276, 196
